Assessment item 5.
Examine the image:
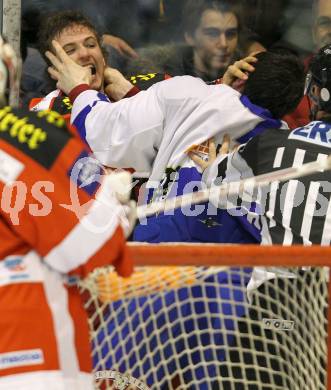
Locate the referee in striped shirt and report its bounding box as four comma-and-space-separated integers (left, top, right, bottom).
198, 45, 331, 246
192, 45, 331, 389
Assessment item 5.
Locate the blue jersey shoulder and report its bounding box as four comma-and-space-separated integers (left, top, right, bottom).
289, 121, 331, 148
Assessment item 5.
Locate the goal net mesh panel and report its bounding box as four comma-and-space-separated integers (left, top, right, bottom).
80, 245, 329, 390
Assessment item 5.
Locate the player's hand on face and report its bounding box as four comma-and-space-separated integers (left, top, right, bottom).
104, 67, 133, 101
45, 40, 92, 95
102, 169, 137, 237
222, 56, 257, 88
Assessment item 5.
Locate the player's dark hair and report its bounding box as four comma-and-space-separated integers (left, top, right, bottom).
307, 44, 331, 115
243, 51, 305, 119
183, 0, 242, 37
38, 10, 106, 64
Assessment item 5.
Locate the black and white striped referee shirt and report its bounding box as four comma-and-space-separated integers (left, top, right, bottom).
205, 121, 331, 246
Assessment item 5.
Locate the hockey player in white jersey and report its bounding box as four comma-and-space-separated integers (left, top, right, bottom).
46, 41, 308, 389
194, 45, 331, 252
46, 43, 304, 244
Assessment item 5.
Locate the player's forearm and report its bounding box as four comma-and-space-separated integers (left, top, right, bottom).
68, 84, 91, 103
71, 89, 162, 171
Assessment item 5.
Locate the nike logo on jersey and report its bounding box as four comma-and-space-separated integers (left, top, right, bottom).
198, 217, 222, 228
289, 121, 331, 148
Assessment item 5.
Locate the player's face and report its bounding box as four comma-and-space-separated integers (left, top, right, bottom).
56, 25, 105, 91
314, 1, 331, 49
314, 16, 331, 49
186, 10, 238, 79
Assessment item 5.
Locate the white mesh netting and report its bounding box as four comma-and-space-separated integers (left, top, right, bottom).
80, 266, 328, 390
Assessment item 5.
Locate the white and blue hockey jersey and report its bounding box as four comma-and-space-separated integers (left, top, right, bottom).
70, 75, 287, 243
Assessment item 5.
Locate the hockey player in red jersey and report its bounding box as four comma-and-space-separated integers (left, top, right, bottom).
0, 36, 133, 389
29, 11, 168, 119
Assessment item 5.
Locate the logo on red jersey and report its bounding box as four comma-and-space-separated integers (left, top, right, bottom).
4, 257, 26, 272
0, 106, 70, 169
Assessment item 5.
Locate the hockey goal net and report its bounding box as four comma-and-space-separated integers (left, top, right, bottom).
80, 244, 331, 390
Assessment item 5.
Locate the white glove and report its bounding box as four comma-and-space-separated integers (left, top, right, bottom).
101, 170, 137, 237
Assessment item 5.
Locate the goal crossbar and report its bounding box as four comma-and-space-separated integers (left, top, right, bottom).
128, 243, 331, 267
86, 243, 331, 389
126, 243, 331, 389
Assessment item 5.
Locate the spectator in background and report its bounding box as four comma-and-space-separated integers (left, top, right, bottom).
312, 0, 331, 50
182, 0, 242, 81
283, 0, 331, 129
125, 0, 264, 81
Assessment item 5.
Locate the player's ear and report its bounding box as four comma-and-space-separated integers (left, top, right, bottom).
100, 43, 108, 67
184, 32, 195, 47
231, 78, 247, 93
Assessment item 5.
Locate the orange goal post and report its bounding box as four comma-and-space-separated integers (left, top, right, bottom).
81, 244, 331, 390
